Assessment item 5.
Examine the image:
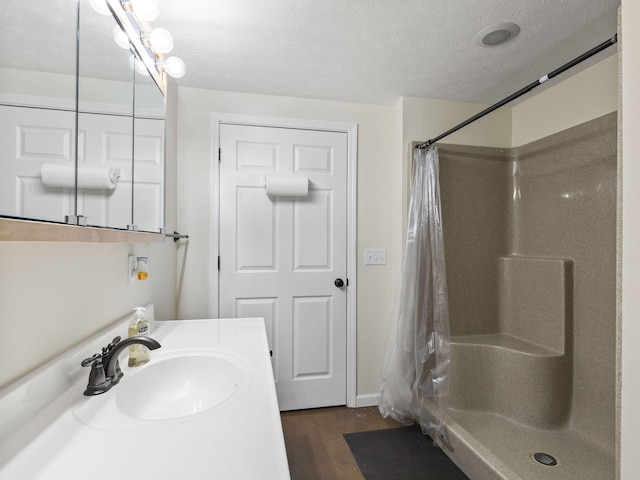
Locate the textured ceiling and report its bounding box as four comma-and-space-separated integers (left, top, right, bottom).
1, 0, 620, 105
160, 0, 620, 104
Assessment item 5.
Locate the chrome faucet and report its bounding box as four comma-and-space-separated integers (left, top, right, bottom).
81, 335, 161, 396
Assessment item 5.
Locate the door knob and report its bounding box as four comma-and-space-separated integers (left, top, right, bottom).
334, 278, 345, 288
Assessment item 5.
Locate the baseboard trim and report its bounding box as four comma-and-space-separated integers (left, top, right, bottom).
356, 393, 378, 408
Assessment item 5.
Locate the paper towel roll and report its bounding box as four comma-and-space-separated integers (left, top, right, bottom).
41, 164, 121, 190
265, 176, 309, 197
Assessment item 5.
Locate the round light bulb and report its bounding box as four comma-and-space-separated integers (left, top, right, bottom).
129, 56, 151, 76
130, 0, 160, 21
149, 28, 173, 54
88, 0, 111, 15
162, 56, 186, 78
113, 25, 130, 49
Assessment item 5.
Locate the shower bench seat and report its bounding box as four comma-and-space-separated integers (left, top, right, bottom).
449, 333, 570, 429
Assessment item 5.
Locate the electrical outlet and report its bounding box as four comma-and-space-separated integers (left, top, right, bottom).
364, 248, 386, 265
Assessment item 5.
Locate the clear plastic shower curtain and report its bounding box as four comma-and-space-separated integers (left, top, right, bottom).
378, 145, 451, 441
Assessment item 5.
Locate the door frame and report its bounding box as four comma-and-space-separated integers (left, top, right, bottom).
211, 112, 358, 408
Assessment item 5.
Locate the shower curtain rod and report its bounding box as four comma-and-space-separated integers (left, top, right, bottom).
416, 34, 618, 149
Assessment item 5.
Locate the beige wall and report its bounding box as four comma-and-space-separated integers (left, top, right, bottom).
620, 1, 640, 477
402, 96, 513, 149
512, 54, 618, 147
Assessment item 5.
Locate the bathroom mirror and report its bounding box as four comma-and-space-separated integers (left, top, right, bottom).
132, 67, 165, 232
77, 0, 135, 230
0, 0, 166, 235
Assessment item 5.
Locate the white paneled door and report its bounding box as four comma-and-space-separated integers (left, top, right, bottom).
219, 123, 348, 411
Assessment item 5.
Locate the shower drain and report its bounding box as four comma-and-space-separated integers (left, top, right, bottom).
533, 452, 558, 466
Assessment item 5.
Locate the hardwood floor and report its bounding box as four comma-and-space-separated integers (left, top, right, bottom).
281, 406, 402, 480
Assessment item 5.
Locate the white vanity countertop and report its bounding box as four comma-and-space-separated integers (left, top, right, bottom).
0, 315, 291, 480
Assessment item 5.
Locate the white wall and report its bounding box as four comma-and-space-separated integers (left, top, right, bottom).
620, 1, 640, 477
175, 87, 395, 401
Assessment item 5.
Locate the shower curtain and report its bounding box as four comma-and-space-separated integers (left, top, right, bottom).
378, 145, 451, 442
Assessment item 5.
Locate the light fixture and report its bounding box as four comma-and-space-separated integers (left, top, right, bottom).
159, 56, 186, 78
106, 0, 186, 85
148, 28, 173, 54
130, 55, 151, 76
113, 24, 130, 49
475, 22, 520, 47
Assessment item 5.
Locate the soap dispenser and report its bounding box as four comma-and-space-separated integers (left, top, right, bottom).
128, 307, 150, 367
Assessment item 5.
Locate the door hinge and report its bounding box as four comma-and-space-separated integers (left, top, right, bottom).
218, 148, 221, 163
217, 256, 220, 270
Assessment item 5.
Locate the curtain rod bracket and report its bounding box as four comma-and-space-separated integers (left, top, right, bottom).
416, 141, 432, 150
166, 231, 189, 242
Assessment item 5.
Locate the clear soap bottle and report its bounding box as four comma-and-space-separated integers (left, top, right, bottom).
128, 307, 150, 367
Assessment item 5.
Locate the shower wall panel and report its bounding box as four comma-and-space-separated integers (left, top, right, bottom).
437, 145, 511, 336
511, 112, 617, 451
437, 112, 617, 455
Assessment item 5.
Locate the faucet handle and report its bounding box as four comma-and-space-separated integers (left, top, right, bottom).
101, 336, 122, 356
81, 353, 102, 368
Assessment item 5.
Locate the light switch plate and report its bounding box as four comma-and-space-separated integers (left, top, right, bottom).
364, 248, 386, 265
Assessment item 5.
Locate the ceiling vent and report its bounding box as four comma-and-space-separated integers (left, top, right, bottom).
475, 22, 520, 47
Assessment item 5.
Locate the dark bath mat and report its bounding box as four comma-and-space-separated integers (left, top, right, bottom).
344, 424, 469, 480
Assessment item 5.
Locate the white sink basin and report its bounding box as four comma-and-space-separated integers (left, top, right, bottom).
116, 351, 249, 420
72, 349, 252, 430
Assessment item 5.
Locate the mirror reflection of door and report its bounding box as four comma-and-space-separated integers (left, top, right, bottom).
132, 69, 165, 233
